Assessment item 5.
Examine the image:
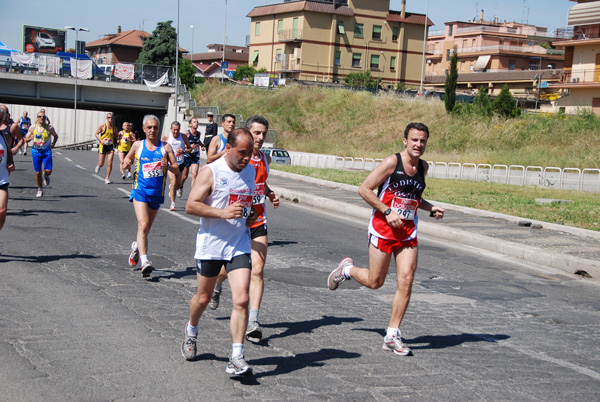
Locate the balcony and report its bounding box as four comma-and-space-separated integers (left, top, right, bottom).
551, 68, 600, 86
274, 57, 301, 72
278, 29, 303, 43
457, 45, 564, 56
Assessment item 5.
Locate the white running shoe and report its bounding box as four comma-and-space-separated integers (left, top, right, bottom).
43, 175, 50, 186
36, 189, 43, 198
128, 241, 139, 267
95, 165, 100, 173
105, 178, 111, 184
177, 188, 183, 198
328, 257, 353, 290
141, 261, 154, 278
122, 173, 126, 180
383, 332, 412, 356
170, 202, 176, 211
127, 171, 131, 179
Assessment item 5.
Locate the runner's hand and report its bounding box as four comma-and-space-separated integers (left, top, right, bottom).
245, 207, 257, 227
223, 201, 244, 219
386, 210, 405, 228
7, 163, 15, 173
269, 192, 280, 209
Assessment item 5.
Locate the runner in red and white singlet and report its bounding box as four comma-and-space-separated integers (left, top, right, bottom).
328, 122, 445, 357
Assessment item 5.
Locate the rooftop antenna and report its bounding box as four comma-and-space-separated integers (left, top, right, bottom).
521, 0, 530, 25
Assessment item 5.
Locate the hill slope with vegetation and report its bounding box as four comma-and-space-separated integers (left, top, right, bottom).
193, 81, 600, 169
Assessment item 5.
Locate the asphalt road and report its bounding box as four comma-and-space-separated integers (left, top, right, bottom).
1, 150, 599, 401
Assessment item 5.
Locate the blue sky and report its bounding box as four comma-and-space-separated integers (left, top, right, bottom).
0, 0, 572, 53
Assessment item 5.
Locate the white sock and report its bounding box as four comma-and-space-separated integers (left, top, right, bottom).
186, 322, 198, 337
249, 309, 259, 323
343, 264, 353, 278
231, 343, 244, 359
386, 327, 400, 338
140, 254, 148, 265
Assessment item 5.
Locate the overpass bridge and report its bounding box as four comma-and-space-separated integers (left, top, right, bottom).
0, 70, 186, 145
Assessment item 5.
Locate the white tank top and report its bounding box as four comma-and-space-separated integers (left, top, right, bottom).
194, 156, 256, 261
167, 132, 185, 165
0, 132, 9, 186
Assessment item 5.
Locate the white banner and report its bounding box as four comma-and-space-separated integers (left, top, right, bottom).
144, 71, 169, 92
38, 55, 60, 74
70, 58, 92, 79
115, 63, 134, 80
11, 52, 34, 65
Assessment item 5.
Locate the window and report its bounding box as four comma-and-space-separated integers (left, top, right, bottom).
508, 60, 515, 70
278, 19, 283, 33
250, 50, 259, 66
335, 50, 341, 66
337, 21, 345, 34
372, 25, 382, 40
276, 49, 282, 62
448, 24, 453, 36
392, 26, 399, 41
352, 53, 361, 68
370, 54, 380, 69
446, 48, 451, 61
354, 23, 363, 38
255, 22, 261, 36
390, 56, 396, 71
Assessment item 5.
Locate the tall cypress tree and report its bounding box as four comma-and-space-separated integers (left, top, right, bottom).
137, 21, 179, 66
444, 48, 459, 113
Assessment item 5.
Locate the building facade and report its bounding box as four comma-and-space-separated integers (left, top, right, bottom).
86, 27, 150, 65
247, 0, 431, 87
551, 0, 600, 114
188, 44, 249, 79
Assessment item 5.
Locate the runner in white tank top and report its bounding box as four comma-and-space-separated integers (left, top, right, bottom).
162, 121, 190, 211
182, 128, 257, 377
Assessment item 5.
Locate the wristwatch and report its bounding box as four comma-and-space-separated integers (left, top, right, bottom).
383, 208, 392, 216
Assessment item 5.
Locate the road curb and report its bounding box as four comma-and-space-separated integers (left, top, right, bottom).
270, 183, 600, 282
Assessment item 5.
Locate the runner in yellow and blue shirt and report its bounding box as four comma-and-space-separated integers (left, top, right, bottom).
95, 113, 117, 184
23, 112, 58, 198
122, 114, 180, 278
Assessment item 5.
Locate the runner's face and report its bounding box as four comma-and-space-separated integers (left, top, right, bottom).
143, 119, 160, 140
222, 117, 235, 133
403, 129, 428, 158
171, 125, 180, 137
249, 123, 267, 150
190, 119, 198, 129
227, 134, 253, 171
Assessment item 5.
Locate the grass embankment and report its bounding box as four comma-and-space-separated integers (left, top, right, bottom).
271, 164, 600, 232
193, 81, 600, 169
193, 82, 600, 231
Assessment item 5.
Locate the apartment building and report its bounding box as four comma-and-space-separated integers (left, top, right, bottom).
86, 27, 150, 65
426, 14, 564, 77
550, 0, 600, 114
188, 44, 249, 79
246, 0, 431, 87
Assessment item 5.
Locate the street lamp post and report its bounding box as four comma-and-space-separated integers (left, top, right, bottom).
64, 26, 89, 145
175, 0, 180, 119
190, 25, 194, 59
419, 0, 429, 96
222, 0, 227, 83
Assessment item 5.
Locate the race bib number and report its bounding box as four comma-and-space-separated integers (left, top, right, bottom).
104, 139, 113, 145
142, 161, 164, 178
253, 183, 266, 205
391, 198, 419, 221
229, 192, 253, 218
33, 141, 46, 149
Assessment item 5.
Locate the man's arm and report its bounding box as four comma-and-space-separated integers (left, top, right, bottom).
122, 141, 139, 171
10, 123, 23, 154
94, 124, 104, 143
206, 135, 226, 163
265, 183, 279, 209
49, 126, 59, 148
185, 166, 244, 219
162, 143, 180, 174
358, 154, 405, 229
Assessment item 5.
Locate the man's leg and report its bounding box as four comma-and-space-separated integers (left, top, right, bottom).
117, 152, 126, 177
228, 267, 251, 344
210, 267, 227, 310
189, 273, 219, 327
249, 235, 267, 311
190, 163, 199, 188
167, 170, 177, 203
0, 189, 8, 231
349, 244, 393, 289
97, 152, 106, 168
388, 246, 418, 329
105, 151, 114, 181
132, 200, 159, 258
34, 171, 43, 189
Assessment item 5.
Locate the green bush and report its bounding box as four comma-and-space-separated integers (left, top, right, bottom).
493, 84, 519, 117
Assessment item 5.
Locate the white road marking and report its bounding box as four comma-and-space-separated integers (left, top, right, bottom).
161, 208, 199, 224
75, 165, 86, 170
65, 157, 73, 162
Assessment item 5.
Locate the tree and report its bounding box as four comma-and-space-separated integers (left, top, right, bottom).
493, 84, 520, 117
178, 58, 199, 89
137, 21, 180, 66
473, 86, 492, 116
444, 47, 459, 113
233, 64, 266, 82
344, 71, 378, 89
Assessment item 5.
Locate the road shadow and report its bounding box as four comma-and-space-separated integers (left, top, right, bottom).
151, 266, 197, 281
7, 209, 76, 217
0, 253, 98, 264
269, 240, 298, 247
352, 328, 510, 350
259, 315, 364, 343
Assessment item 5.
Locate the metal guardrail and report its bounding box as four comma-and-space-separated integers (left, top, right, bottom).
290, 154, 600, 193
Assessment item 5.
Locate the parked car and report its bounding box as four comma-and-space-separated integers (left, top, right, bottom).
262, 148, 291, 165
36, 32, 56, 49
